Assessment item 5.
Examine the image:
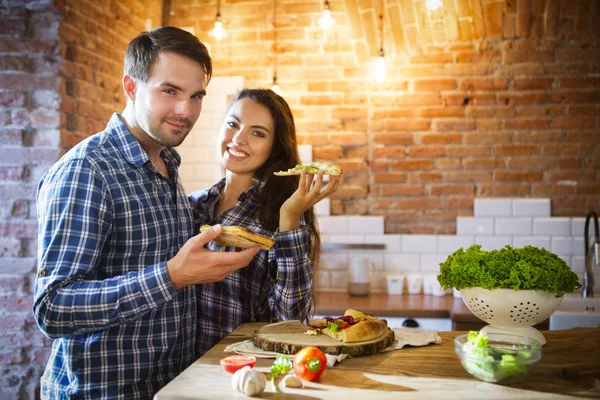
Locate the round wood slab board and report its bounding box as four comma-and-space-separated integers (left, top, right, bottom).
252, 320, 395, 357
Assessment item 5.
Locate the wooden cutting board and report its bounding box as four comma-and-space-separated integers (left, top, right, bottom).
252, 320, 395, 357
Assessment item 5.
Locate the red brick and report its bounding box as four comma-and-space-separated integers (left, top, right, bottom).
558, 158, 582, 168
374, 133, 415, 145
0, 276, 27, 292
565, 131, 596, 143
391, 159, 435, 170
442, 93, 495, 105
504, 118, 552, 129
479, 182, 532, 196
463, 158, 505, 169
330, 185, 367, 199
556, 49, 600, 62
554, 117, 596, 129
408, 146, 446, 157
550, 91, 600, 104
409, 53, 453, 64
456, 51, 501, 63
507, 158, 557, 169
373, 108, 416, 118
421, 210, 461, 223
446, 145, 490, 157
394, 198, 441, 210
395, 94, 441, 106
460, 77, 509, 91
373, 173, 407, 183
313, 146, 342, 160
416, 172, 442, 182
0, 167, 25, 181
373, 146, 406, 159
335, 160, 368, 174
421, 133, 462, 144
0, 73, 59, 91
414, 79, 457, 91
442, 197, 474, 210
418, 107, 465, 118
431, 183, 476, 195
504, 50, 554, 64
558, 77, 600, 89
548, 170, 597, 181
469, 107, 515, 118
542, 143, 582, 156
345, 147, 368, 159
499, 92, 547, 105
370, 160, 389, 171
531, 183, 575, 195
436, 119, 475, 131
447, 171, 492, 181
513, 131, 563, 142
494, 144, 540, 156
517, 105, 566, 117
477, 119, 502, 130
435, 158, 462, 169
513, 77, 554, 90
375, 185, 427, 196
0, 91, 25, 107
386, 119, 430, 131
464, 132, 511, 146
576, 184, 600, 195
494, 171, 543, 181
330, 132, 367, 146
332, 107, 369, 119
568, 105, 600, 116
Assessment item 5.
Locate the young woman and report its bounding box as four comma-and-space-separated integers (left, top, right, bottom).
189, 88, 340, 356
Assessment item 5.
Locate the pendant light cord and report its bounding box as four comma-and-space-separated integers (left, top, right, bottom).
379, 0, 384, 55
273, 0, 278, 83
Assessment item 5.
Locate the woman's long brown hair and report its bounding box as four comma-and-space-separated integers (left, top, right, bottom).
227, 88, 321, 315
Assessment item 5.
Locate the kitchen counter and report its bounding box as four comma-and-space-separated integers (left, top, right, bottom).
154, 323, 600, 399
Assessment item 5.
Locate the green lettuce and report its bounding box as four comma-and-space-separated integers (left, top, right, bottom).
462, 331, 540, 383
437, 245, 579, 295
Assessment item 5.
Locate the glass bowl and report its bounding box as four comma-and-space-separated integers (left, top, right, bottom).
454, 332, 542, 385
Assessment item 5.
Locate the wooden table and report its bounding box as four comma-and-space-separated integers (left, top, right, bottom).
154, 323, 600, 399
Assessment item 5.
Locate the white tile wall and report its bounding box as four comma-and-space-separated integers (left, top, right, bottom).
457, 217, 494, 235
474, 198, 512, 217
349, 216, 384, 234
315, 197, 588, 293
512, 199, 550, 217
533, 217, 571, 236
495, 217, 532, 235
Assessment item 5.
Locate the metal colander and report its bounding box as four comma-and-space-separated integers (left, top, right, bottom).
460, 287, 564, 345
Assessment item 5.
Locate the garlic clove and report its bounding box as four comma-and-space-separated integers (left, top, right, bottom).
280, 374, 303, 389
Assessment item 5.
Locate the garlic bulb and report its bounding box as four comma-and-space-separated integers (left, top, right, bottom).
231, 366, 266, 396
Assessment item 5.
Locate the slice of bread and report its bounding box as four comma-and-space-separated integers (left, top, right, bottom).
200, 224, 275, 251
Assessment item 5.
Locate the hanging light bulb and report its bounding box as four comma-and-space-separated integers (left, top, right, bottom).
317, 0, 335, 30
209, 2, 227, 41
426, 0, 443, 11
373, 47, 387, 83
271, 75, 282, 96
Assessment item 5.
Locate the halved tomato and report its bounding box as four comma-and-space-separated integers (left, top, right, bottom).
219, 355, 257, 374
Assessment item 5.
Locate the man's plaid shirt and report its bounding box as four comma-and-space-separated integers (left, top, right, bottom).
190, 179, 313, 357
34, 113, 196, 399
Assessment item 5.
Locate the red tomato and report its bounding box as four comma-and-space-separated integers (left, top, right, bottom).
294, 347, 327, 381
219, 355, 257, 374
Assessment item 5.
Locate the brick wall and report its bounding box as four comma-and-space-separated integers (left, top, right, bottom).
169, 0, 600, 234
0, 0, 161, 397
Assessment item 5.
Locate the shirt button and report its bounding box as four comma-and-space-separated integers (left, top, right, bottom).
39, 268, 47, 277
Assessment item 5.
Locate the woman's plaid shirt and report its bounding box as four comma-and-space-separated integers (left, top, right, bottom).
190, 179, 314, 357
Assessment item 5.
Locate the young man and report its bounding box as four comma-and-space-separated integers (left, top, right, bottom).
34, 27, 259, 399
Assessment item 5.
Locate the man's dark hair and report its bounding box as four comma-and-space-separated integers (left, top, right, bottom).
124, 26, 212, 83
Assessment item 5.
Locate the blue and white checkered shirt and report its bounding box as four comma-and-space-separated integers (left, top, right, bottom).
34, 113, 196, 399
190, 179, 313, 357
